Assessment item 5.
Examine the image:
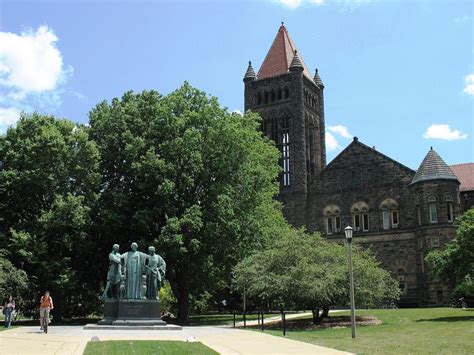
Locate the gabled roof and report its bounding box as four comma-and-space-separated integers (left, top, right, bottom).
324, 137, 415, 174
411, 148, 459, 185
450, 163, 474, 191
257, 24, 314, 82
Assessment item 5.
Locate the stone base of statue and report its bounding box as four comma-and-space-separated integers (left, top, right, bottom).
84, 299, 182, 330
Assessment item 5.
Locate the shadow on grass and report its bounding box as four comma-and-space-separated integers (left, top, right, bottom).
416, 316, 474, 322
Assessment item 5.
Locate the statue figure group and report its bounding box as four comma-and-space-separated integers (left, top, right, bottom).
103, 242, 166, 300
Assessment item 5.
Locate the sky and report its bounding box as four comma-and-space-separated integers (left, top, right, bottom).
0, 0, 472, 169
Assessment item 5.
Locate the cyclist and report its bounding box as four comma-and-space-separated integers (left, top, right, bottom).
39, 291, 54, 333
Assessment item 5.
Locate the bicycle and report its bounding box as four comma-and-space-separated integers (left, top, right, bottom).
40, 308, 51, 334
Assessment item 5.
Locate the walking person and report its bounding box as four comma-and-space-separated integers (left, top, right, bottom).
4, 295, 15, 328
39, 291, 53, 333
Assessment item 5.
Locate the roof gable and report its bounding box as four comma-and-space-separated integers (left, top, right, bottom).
257, 24, 314, 82
324, 138, 415, 175
311, 138, 415, 192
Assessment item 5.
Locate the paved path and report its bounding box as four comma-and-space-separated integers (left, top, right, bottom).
230, 310, 344, 327
0, 325, 351, 355
230, 311, 313, 327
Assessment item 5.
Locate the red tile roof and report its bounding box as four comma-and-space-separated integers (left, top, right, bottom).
257, 25, 314, 82
450, 163, 474, 191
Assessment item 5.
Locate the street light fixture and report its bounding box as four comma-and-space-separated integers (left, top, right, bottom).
345, 225, 356, 339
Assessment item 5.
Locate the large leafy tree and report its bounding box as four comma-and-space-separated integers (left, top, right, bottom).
233, 229, 400, 321
0, 250, 28, 303
0, 113, 100, 319
89, 83, 285, 321
426, 208, 474, 298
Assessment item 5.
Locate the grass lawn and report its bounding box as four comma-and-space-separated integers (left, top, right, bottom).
84, 340, 218, 355
263, 308, 474, 354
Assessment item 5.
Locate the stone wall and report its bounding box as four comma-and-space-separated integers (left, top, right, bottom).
305, 139, 416, 234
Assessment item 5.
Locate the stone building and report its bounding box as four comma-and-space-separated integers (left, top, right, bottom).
243, 24, 472, 306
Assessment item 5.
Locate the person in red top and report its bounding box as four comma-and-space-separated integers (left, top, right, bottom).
39, 291, 53, 332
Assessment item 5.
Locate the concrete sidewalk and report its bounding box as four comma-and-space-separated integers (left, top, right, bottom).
0, 325, 351, 355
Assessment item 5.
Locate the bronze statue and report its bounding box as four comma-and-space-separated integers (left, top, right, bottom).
103, 244, 122, 299
121, 242, 147, 299
103, 242, 167, 300
146, 246, 166, 300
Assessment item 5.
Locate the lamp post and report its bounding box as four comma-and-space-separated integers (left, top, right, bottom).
345, 225, 356, 339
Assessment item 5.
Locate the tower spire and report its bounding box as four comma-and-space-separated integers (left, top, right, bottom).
243, 61, 256, 81
257, 25, 314, 81
289, 50, 303, 71
314, 68, 324, 87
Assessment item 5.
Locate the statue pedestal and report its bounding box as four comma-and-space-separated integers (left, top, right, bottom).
97, 299, 168, 326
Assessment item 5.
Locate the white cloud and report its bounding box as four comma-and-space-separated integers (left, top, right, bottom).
0, 107, 20, 127
274, 0, 374, 9
276, 0, 303, 9
423, 124, 468, 141
0, 26, 67, 92
327, 125, 352, 139
325, 131, 340, 151
463, 74, 474, 95
0, 25, 73, 128
232, 109, 243, 115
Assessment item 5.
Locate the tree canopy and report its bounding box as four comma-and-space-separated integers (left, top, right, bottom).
0, 113, 100, 318
233, 229, 400, 320
426, 208, 474, 299
88, 83, 287, 320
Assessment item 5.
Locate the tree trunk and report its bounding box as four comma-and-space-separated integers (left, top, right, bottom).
312, 308, 320, 324
177, 288, 190, 322
51, 288, 63, 322
321, 305, 330, 318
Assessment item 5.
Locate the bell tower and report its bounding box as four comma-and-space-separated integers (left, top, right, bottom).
243, 24, 326, 225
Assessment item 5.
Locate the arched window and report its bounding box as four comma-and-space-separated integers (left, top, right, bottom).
257, 93, 262, 105
284, 87, 289, 99
351, 202, 369, 232
277, 89, 282, 100
427, 195, 437, 224
397, 269, 408, 295
324, 205, 341, 235
380, 198, 399, 230
264, 92, 268, 104
271, 90, 275, 102
445, 194, 454, 223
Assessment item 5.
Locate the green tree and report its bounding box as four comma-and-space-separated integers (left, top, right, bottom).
426, 208, 474, 298
89, 83, 286, 321
0, 250, 28, 302
0, 113, 100, 319
233, 229, 400, 322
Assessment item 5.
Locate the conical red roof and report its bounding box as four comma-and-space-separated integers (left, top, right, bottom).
257, 24, 314, 82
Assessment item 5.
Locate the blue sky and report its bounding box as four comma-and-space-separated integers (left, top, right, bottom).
0, 0, 472, 169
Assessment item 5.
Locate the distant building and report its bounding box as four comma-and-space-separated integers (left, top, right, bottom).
243, 24, 472, 306
450, 163, 474, 212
